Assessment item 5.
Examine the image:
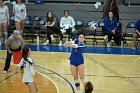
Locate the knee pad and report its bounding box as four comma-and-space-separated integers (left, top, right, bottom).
74, 80, 80, 87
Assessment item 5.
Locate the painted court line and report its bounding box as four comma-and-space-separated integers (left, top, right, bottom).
0, 57, 75, 93
34, 65, 75, 93
36, 71, 60, 93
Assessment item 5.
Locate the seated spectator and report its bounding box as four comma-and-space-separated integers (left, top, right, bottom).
43, 11, 63, 46
103, 11, 120, 47
132, 19, 140, 50
84, 81, 93, 93
60, 10, 76, 38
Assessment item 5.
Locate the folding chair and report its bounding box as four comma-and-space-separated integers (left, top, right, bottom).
72, 21, 84, 39
93, 22, 105, 46
124, 22, 136, 45
23, 16, 33, 39
30, 16, 41, 43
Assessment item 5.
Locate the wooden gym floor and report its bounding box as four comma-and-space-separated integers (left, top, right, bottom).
0, 49, 140, 93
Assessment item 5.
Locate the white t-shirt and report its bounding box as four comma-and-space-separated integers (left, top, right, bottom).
13, 3, 27, 22
60, 16, 76, 31
18, 58, 35, 83
0, 6, 9, 23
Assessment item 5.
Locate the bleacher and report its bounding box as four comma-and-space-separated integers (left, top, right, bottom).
124, 0, 140, 5
6, 0, 104, 44
6, 0, 140, 47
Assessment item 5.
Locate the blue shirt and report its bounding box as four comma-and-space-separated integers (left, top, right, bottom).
69, 39, 85, 62
135, 20, 140, 32
104, 17, 118, 32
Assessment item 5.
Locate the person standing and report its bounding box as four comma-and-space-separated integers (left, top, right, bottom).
64, 33, 86, 93
3, 30, 24, 73
0, 0, 9, 46
13, 0, 27, 35
18, 46, 38, 93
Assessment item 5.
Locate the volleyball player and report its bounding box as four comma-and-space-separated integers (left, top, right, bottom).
0, 0, 9, 45
13, 0, 27, 35
18, 46, 38, 93
64, 33, 85, 93
84, 81, 93, 93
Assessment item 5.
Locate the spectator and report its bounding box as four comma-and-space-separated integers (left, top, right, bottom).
13, 0, 27, 35
60, 10, 76, 38
3, 30, 24, 74
0, 0, 9, 46
104, 11, 120, 47
43, 11, 63, 46
132, 19, 140, 50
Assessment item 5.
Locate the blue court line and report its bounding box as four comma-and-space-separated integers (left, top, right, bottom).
0, 57, 75, 93
35, 65, 75, 93
1, 45, 140, 55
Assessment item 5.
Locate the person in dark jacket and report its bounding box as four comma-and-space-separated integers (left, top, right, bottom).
103, 11, 119, 47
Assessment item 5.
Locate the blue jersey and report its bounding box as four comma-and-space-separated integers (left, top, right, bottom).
135, 20, 140, 32
104, 17, 118, 32
69, 39, 85, 66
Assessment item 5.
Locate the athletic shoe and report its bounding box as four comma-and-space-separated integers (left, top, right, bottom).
131, 46, 136, 51
106, 42, 111, 47
104, 35, 108, 42
50, 35, 55, 40
3, 71, 7, 74
58, 41, 63, 46
43, 40, 49, 45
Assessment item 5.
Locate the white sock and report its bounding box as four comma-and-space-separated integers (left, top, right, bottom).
58, 41, 62, 46
59, 40, 62, 43
46, 40, 49, 43
50, 35, 53, 38
104, 35, 108, 39
50, 35, 54, 40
